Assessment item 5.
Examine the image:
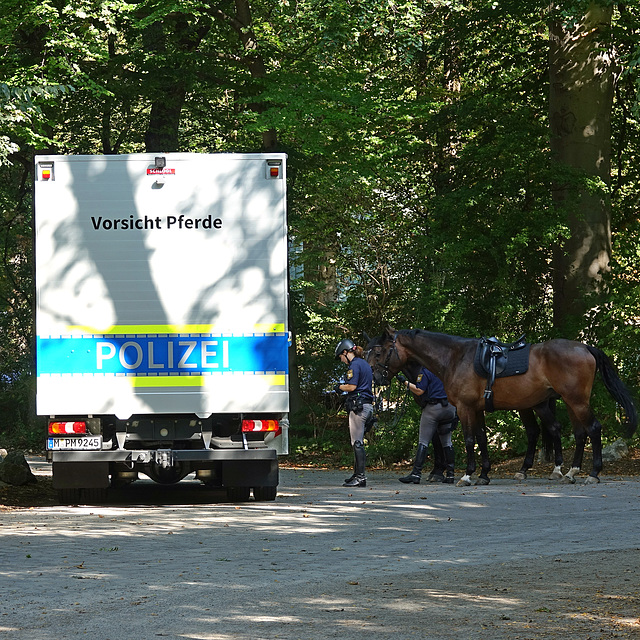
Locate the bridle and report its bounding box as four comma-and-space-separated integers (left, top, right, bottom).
365, 332, 400, 385
365, 333, 411, 429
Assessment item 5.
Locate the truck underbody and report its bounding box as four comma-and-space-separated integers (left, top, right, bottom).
47, 412, 286, 503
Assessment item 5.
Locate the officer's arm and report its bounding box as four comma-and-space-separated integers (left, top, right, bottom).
405, 380, 425, 396
338, 383, 357, 392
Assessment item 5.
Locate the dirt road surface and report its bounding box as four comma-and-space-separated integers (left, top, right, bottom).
1, 465, 639, 640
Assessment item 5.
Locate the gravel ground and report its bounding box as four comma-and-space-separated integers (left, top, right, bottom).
1, 464, 639, 639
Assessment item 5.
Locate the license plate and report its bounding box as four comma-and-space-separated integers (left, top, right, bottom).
47, 436, 103, 451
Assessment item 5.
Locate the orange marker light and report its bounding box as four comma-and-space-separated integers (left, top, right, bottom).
242, 419, 279, 432
49, 421, 87, 435
270, 167, 279, 178
42, 169, 51, 180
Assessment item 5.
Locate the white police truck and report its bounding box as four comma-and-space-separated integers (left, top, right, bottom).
34, 153, 289, 502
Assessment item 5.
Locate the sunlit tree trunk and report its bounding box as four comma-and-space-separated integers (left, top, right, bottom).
549, 3, 617, 336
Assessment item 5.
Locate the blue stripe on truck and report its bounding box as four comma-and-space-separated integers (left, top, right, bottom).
37, 334, 289, 376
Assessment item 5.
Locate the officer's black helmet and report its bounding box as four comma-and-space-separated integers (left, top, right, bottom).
335, 338, 355, 359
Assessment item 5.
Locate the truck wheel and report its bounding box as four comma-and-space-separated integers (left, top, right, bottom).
226, 486, 251, 502
253, 486, 277, 501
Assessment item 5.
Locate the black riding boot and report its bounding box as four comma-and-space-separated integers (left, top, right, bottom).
343, 441, 366, 487
426, 437, 445, 482
399, 443, 428, 484
443, 445, 455, 484
344, 459, 357, 484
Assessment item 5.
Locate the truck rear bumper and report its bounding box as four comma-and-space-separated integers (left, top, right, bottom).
51, 448, 277, 463
51, 449, 279, 490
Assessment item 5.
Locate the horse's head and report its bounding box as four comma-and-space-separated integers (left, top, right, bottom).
364, 326, 407, 386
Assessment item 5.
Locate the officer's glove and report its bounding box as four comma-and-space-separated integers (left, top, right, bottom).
333, 384, 343, 394
396, 373, 407, 384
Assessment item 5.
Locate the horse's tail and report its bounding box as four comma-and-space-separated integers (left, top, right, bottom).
586, 345, 638, 438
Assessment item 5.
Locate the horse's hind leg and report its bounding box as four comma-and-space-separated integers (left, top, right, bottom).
570, 414, 603, 484
562, 426, 587, 484
514, 409, 539, 482
563, 401, 603, 484
585, 417, 603, 483
534, 398, 564, 480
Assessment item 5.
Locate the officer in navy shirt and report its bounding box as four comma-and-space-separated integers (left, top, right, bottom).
397, 363, 457, 484
334, 338, 374, 487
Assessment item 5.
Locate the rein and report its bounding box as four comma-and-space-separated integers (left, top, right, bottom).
372, 378, 411, 431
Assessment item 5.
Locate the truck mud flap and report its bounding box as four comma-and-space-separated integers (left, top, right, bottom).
221, 458, 279, 488
52, 461, 110, 489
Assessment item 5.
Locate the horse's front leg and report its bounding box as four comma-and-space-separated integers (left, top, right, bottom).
456, 424, 477, 487
474, 414, 491, 485
455, 411, 489, 487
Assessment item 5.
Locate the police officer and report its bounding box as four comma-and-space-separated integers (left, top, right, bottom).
397, 364, 457, 484
334, 338, 374, 487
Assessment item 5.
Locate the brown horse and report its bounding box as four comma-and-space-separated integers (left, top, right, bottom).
398, 356, 562, 482
365, 327, 637, 486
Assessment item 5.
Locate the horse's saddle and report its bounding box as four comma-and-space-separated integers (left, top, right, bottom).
473, 335, 531, 412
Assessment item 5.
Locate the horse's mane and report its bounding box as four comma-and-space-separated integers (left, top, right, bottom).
398, 328, 475, 345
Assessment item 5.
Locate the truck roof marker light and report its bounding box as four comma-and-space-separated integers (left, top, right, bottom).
49, 421, 87, 435
242, 419, 279, 432
266, 159, 282, 179
40, 162, 54, 181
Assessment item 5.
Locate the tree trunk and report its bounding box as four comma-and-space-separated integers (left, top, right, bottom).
233, 0, 278, 151
142, 22, 186, 153
549, 3, 616, 336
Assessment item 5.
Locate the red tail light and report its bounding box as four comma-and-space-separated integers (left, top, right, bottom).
242, 419, 279, 432
49, 421, 87, 435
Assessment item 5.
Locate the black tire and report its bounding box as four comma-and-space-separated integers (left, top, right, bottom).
253, 486, 277, 501
226, 486, 251, 502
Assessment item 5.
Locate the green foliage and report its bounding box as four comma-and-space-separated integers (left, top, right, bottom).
0, 0, 639, 460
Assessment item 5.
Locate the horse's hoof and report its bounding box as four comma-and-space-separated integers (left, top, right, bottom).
560, 474, 576, 484
456, 475, 472, 487
548, 470, 564, 480
514, 472, 526, 482
584, 475, 600, 485
475, 477, 490, 486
